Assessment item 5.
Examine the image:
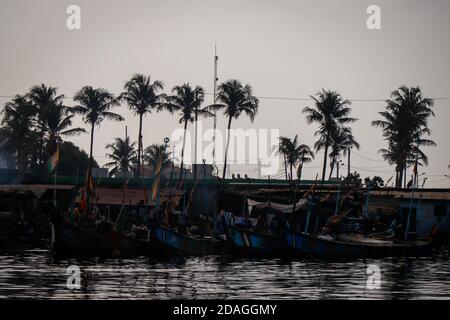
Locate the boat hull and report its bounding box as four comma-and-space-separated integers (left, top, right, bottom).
226, 224, 285, 256
51, 221, 145, 257
285, 231, 433, 258
151, 225, 226, 256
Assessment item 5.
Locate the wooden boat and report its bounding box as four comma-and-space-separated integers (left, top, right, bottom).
150, 224, 226, 256
51, 219, 146, 257
225, 222, 285, 256
285, 231, 433, 257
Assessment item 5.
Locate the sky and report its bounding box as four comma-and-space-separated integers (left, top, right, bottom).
1, 0, 450, 187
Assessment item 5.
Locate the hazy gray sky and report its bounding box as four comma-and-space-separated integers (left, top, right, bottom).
1, 0, 449, 186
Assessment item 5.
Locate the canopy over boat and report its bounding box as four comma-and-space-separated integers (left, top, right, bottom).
247, 198, 308, 214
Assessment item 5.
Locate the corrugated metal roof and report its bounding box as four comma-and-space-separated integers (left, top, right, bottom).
371, 190, 450, 201
75, 187, 185, 206
0, 184, 74, 198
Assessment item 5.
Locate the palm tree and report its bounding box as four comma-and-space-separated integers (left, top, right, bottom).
324, 127, 360, 179
73, 86, 124, 170
372, 86, 435, 187
119, 74, 165, 177
39, 102, 86, 156
207, 80, 259, 179
27, 84, 65, 172
164, 84, 211, 180
0, 95, 36, 177
143, 144, 173, 174
303, 89, 356, 182
104, 137, 137, 177
277, 135, 314, 184
297, 143, 315, 181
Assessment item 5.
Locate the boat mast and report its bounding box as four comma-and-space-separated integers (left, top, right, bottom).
212, 43, 218, 175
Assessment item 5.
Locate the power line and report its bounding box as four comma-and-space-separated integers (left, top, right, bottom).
2, 93, 450, 102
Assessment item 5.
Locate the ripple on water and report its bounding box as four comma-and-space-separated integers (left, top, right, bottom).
0, 247, 450, 299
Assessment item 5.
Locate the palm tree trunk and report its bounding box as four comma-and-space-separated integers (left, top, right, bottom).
222, 116, 233, 180
283, 154, 288, 180
136, 114, 143, 178
290, 162, 293, 185
298, 159, 304, 181
395, 170, 399, 188
179, 119, 188, 180
89, 123, 95, 170
328, 157, 334, 180
321, 142, 329, 182
347, 147, 351, 178
336, 161, 339, 179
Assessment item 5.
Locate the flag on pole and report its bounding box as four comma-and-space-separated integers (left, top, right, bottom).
151, 150, 163, 202
86, 168, 94, 193
47, 144, 60, 174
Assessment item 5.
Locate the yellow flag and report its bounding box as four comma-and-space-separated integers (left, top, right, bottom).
47, 144, 60, 174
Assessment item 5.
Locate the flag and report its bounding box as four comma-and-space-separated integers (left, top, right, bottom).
413, 162, 418, 176
85, 168, 94, 193
80, 189, 87, 211
47, 144, 60, 174
151, 150, 163, 202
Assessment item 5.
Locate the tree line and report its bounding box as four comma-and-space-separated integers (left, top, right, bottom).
0, 74, 435, 187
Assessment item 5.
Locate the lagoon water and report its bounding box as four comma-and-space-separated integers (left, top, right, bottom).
1, 246, 450, 299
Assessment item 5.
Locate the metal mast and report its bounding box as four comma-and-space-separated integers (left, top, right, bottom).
212, 43, 218, 175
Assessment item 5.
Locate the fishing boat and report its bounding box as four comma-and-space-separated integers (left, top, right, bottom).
150, 224, 226, 256
224, 218, 285, 256
51, 218, 146, 257
285, 231, 432, 257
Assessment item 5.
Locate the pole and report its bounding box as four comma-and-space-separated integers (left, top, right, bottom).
212, 43, 218, 172
194, 104, 198, 181
347, 146, 351, 182
364, 182, 370, 218
405, 140, 419, 240
53, 166, 58, 207
334, 177, 341, 215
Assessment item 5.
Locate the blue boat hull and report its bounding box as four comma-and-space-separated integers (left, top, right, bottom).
226, 224, 285, 256
151, 225, 226, 256
285, 231, 432, 257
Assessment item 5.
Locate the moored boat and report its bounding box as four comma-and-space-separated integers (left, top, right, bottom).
150, 224, 226, 256
225, 222, 285, 256
285, 231, 433, 257
51, 218, 146, 257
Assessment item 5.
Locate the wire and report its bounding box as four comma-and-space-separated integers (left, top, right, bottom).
2, 93, 450, 102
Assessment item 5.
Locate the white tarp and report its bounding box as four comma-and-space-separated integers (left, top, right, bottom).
247, 198, 307, 214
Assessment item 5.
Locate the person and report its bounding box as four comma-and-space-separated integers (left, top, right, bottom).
255, 211, 267, 232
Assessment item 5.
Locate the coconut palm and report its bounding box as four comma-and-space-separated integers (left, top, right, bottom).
104, 137, 137, 177
303, 89, 356, 182
39, 102, 86, 156
207, 80, 259, 179
323, 127, 360, 179
372, 86, 435, 187
119, 74, 165, 177
297, 144, 315, 181
163, 84, 211, 180
73, 86, 123, 170
0, 95, 36, 176
27, 84, 65, 171
277, 135, 314, 183
143, 144, 173, 174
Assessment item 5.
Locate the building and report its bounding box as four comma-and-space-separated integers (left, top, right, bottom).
370, 190, 450, 238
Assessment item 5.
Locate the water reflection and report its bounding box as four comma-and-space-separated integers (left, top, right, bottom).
0, 246, 450, 299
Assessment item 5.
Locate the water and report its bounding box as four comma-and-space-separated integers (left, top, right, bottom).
1, 246, 450, 299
